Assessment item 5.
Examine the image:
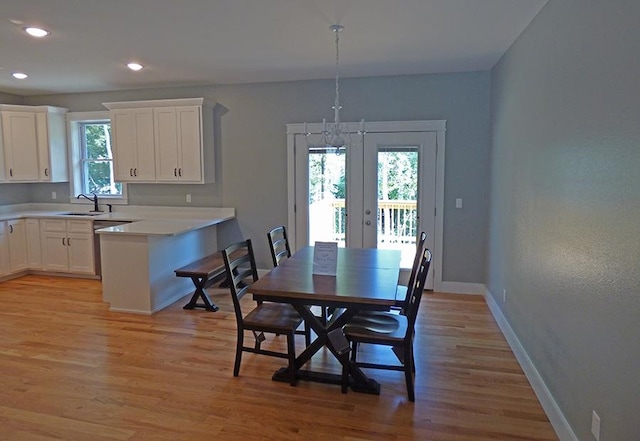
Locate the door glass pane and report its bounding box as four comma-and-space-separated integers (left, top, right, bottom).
308, 147, 346, 246
377, 147, 418, 267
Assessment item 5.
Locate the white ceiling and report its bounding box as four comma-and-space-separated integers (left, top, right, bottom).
0, 0, 548, 96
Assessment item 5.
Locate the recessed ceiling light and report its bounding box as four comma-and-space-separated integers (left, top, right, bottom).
24, 26, 51, 38
12, 72, 28, 79
127, 62, 144, 71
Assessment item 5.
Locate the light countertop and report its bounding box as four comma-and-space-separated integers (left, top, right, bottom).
0, 204, 235, 237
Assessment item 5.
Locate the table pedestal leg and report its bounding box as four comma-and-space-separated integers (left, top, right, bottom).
271, 304, 382, 395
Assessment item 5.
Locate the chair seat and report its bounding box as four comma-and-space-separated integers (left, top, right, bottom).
244, 303, 303, 332
344, 312, 408, 342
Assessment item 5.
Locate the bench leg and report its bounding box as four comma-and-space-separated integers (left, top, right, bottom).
183, 276, 219, 312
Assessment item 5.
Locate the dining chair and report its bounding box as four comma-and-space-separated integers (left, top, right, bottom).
395, 231, 427, 313
267, 225, 291, 267
267, 226, 322, 344
342, 247, 432, 402
357, 231, 427, 321
222, 239, 304, 386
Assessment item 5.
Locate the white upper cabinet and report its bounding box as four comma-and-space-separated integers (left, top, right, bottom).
109, 108, 156, 182
104, 98, 214, 184
1, 111, 39, 181
154, 106, 203, 182
36, 110, 68, 182
0, 105, 68, 183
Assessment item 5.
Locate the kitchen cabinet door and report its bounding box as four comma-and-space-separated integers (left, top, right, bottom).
175, 106, 203, 182
67, 232, 94, 274
154, 107, 180, 181
41, 230, 69, 272
1, 111, 40, 181
154, 106, 203, 182
0, 222, 9, 276
36, 110, 68, 182
111, 108, 156, 182
7, 219, 28, 273
26, 218, 42, 269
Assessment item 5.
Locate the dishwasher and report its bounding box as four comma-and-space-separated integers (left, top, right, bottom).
93, 220, 132, 277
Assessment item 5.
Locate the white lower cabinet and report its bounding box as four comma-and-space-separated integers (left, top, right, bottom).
7, 219, 28, 273
41, 219, 94, 274
0, 222, 9, 276
26, 218, 42, 269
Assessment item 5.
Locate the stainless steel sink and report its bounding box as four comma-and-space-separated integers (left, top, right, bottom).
62, 212, 103, 216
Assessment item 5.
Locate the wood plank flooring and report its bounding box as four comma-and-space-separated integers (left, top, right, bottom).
0, 275, 558, 440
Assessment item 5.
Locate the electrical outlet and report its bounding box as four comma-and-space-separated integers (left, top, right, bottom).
503, 289, 507, 303
52, 191, 57, 200
186, 194, 191, 203
591, 410, 601, 440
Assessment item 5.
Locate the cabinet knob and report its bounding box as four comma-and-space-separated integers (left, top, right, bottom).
9, 168, 12, 177
44, 168, 49, 177
178, 168, 182, 177
134, 168, 138, 177
174, 168, 177, 177
62, 238, 66, 246
9, 225, 13, 233
130, 168, 133, 176
67, 237, 71, 246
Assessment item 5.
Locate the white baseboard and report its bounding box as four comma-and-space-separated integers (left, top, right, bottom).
483, 289, 578, 441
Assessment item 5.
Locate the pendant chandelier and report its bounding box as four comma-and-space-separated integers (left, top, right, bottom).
317, 24, 364, 150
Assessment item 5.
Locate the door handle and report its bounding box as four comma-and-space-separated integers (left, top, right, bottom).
44, 168, 49, 177
130, 168, 133, 176
9, 225, 13, 233
62, 237, 66, 246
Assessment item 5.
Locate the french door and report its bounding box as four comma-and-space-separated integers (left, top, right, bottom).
288, 121, 443, 289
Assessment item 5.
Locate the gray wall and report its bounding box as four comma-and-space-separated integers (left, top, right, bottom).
489, 1, 640, 440
22, 72, 491, 274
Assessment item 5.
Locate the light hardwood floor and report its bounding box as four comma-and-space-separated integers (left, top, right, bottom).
0, 275, 558, 441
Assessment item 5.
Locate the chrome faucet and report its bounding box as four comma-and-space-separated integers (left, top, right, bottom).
77, 192, 102, 212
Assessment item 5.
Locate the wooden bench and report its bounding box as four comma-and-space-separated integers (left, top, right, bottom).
175, 251, 227, 311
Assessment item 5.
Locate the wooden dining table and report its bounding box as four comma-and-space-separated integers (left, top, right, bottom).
249, 246, 402, 394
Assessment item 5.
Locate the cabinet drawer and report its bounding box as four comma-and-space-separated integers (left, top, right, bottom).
41, 219, 67, 232
67, 220, 93, 233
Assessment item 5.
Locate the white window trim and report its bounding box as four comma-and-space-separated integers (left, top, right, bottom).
67, 111, 128, 205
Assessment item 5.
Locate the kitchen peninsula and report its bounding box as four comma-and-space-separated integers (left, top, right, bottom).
96, 207, 234, 314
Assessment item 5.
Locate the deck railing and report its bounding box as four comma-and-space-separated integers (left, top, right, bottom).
325, 199, 417, 244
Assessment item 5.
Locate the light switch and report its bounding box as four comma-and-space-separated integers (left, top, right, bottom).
455, 198, 463, 208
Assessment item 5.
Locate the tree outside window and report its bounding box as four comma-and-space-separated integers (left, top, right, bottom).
80, 122, 121, 195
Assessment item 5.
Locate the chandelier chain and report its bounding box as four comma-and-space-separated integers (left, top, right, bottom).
333, 26, 341, 126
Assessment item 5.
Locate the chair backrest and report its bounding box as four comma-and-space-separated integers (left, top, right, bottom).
267, 226, 291, 267
403, 248, 432, 339
222, 239, 259, 325
401, 232, 427, 313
